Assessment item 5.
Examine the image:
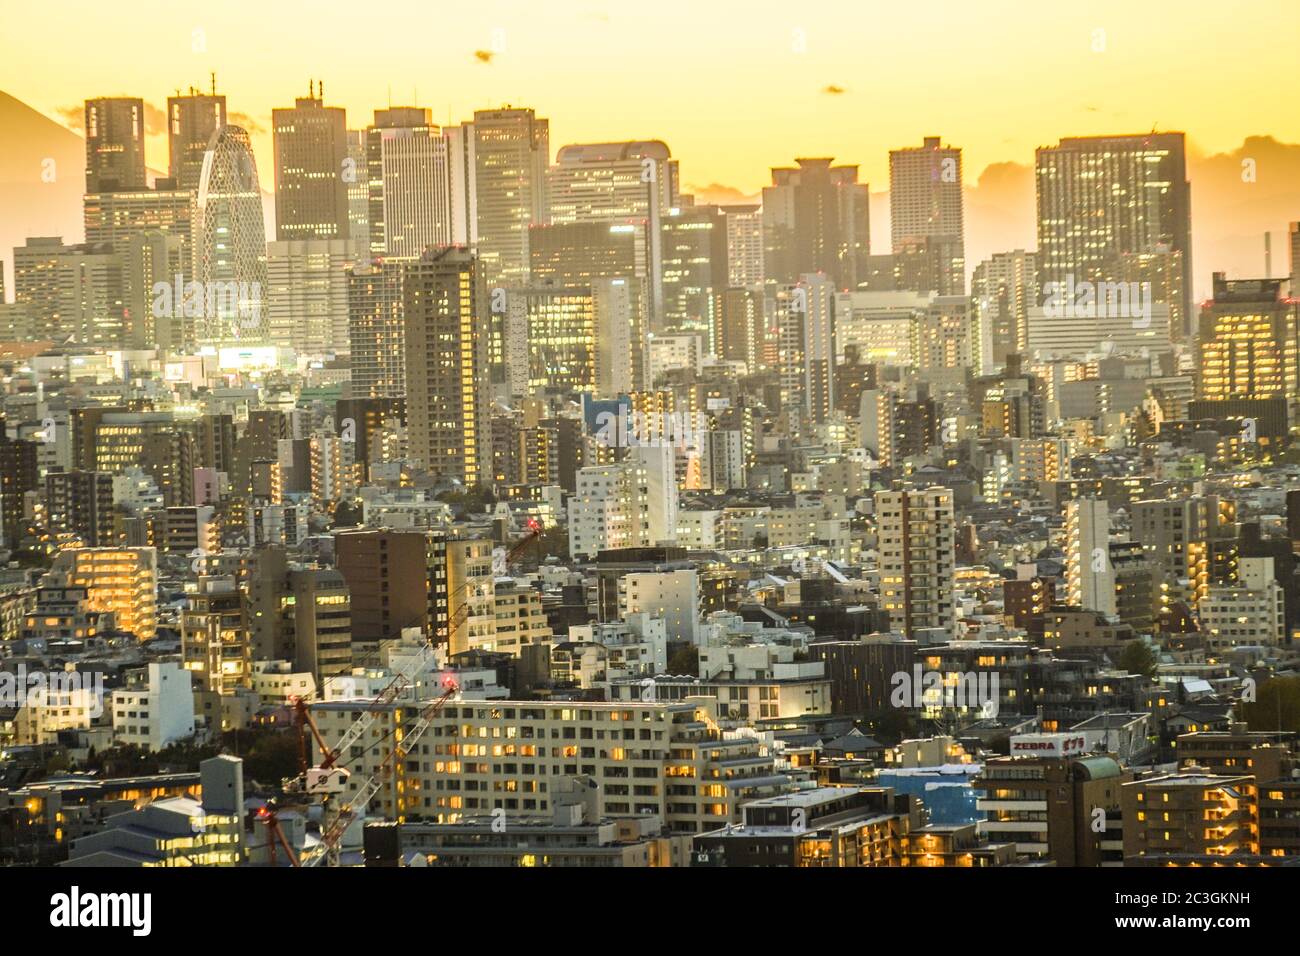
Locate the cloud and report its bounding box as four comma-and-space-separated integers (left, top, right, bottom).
229, 111, 267, 135
687, 182, 761, 206
474, 50, 495, 63
822, 85, 847, 95
56, 105, 83, 131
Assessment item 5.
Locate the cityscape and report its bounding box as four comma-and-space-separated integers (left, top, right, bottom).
0, 4, 1297, 915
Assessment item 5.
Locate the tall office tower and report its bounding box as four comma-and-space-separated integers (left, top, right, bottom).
272, 87, 350, 241
972, 250, 1037, 368
13, 239, 126, 346
403, 247, 489, 485
347, 259, 406, 398
82, 185, 195, 348
167, 88, 227, 190
344, 130, 370, 244
502, 287, 597, 397
1290, 222, 1300, 296
547, 140, 676, 324
265, 239, 359, 354
776, 274, 835, 423
530, 220, 649, 389
889, 137, 965, 294
762, 158, 869, 291
1065, 498, 1115, 616
365, 107, 453, 257
1036, 133, 1192, 333
661, 204, 729, 332
472, 107, 549, 287
84, 98, 147, 193
724, 204, 764, 287
83, 185, 194, 260
192, 125, 269, 345
122, 231, 188, 350
1196, 273, 1299, 402
444, 122, 478, 247
876, 487, 956, 639
713, 286, 765, 372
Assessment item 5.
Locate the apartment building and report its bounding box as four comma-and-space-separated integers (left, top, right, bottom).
311, 699, 788, 833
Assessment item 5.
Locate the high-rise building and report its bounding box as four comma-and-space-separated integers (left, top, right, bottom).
777, 274, 835, 423
1035, 133, 1192, 332
889, 137, 965, 295
1065, 498, 1114, 616
272, 88, 350, 241
876, 487, 956, 638
762, 158, 869, 291
472, 107, 549, 287
403, 247, 489, 485
84, 97, 147, 193
45, 469, 116, 547
1196, 273, 1299, 403
347, 259, 406, 399
713, 286, 765, 372
365, 107, 453, 257
50, 546, 158, 639
723, 204, 764, 288
660, 204, 728, 332
547, 140, 676, 323
167, 89, 227, 191
192, 125, 269, 345
971, 251, 1037, 369
265, 239, 360, 354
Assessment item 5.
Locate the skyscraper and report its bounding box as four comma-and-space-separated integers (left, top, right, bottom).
192, 125, 269, 345
1036, 133, 1192, 332
762, 158, 869, 291
971, 250, 1037, 368
1196, 273, 1298, 402
889, 137, 965, 294
167, 88, 227, 191
776, 273, 835, 424
84, 97, 147, 193
472, 107, 550, 288
347, 259, 406, 399
660, 203, 728, 332
365, 107, 454, 257
272, 87, 350, 241
547, 140, 676, 323
723, 204, 764, 288
403, 247, 489, 485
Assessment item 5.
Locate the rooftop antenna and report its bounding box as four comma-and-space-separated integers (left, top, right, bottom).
211, 72, 216, 96
320, 79, 324, 100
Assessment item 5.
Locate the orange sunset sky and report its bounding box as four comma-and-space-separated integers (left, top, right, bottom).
3, 0, 1300, 299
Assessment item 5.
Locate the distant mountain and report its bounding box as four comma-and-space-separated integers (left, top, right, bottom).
0, 90, 86, 300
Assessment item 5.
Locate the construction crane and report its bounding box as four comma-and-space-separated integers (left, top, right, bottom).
286, 520, 541, 795
286, 521, 542, 866
302, 677, 459, 867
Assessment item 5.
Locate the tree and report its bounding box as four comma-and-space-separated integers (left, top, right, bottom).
1240, 676, 1300, 733
1117, 640, 1158, 680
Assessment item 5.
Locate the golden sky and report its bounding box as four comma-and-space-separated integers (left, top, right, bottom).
4, 0, 1298, 196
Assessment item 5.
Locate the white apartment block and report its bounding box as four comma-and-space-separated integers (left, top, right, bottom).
569, 448, 677, 559
111, 661, 195, 751
1065, 498, 1114, 616
875, 487, 956, 639
618, 569, 700, 644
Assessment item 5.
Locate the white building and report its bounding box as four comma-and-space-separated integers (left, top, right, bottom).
1065, 498, 1114, 617
568, 446, 677, 559
111, 662, 195, 751
618, 569, 700, 644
